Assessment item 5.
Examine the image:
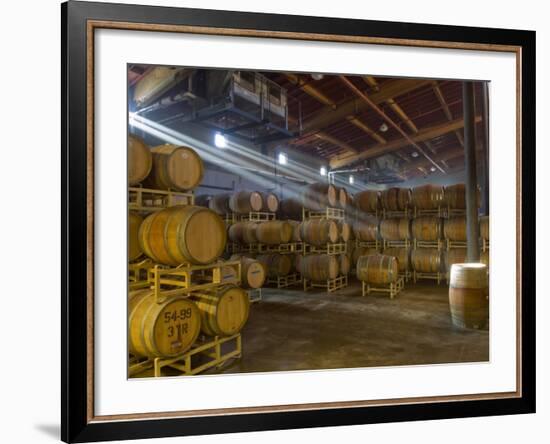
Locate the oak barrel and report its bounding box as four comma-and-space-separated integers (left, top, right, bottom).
229, 190, 263, 214
339, 254, 351, 276
449, 263, 489, 329
145, 144, 204, 191
302, 183, 337, 210
480, 216, 489, 240
128, 290, 201, 358
351, 246, 379, 266
353, 190, 379, 213
300, 218, 339, 246
380, 187, 411, 211
128, 135, 152, 186
139, 205, 226, 266
338, 221, 351, 242
193, 285, 250, 336
411, 216, 442, 241
288, 220, 302, 242
278, 198, 303, 220
230, 255, 266, 289
209, 193, 232, 215
356, 254, 398, 284
337, 187, 351, 209
411, 248, 443, 272
299, 254, 339, 281
353, 217, 379, 242
383, 247, 411, 272
445, 249, 467, 274
228, 221, 258, 245
256, 254, 293, 278
444, 183, 481, 209
260, 192, 279, 213
411, 184, 444, 209
443, 216, 467, 241
379, 218, 411, 241
256, 220, 293, 245
129, 212, 144, 262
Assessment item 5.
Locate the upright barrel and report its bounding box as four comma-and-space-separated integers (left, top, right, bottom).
261, 192, 279, 213
128, 135, 152, 186
302, 183, 337, 210
128, 212, 144, 262
129, 290, 201, 358
256, 221, 293, 245
379, 218, 411, 241
299, 254, 339, 281
444, 216, 467, 241
411, 184, 444, 209
300, 218, 339, 246
353, 218, 379, 242
411, 249, 443, 272
139, 206, 227, 266
256, 254, 292, 278
353, 190, 379, 213
145, 144, 204, 191
356, 254, 398, 284
193, 285, 250, 336
229, 191, 263, 214
381, 187, 411, 211
228, 222, 258, 245
449, 263, 489, 329
411, 216, 442, 241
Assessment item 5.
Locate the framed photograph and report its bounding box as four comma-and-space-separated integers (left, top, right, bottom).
62, 1, 535, 442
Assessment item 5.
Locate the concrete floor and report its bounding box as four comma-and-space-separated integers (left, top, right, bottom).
219, 280, 489, 374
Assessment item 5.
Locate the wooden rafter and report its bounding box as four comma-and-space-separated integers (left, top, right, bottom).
432, 81, 464, 147
284, 73, 337, 109
346, 116, 386, 144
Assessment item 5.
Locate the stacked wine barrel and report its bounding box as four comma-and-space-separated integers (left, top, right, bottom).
127, 135, 252, 367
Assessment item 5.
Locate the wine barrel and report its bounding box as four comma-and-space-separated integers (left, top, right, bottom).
444, 183, 481, 209
256, 221, 293, 245
449, 263, 489, 329
129, 290, 201, 358
411, 184, 444, 209
302, 183, 337, 210
299, 254, 339, 281
356, 254, 398, 284
443, 216, 467, 241
480, 216, 489, 240
256, 254, 292, 277
288, 220, 302, 242
379, 218, 411, 241
278, 198, 303, 220
353, 190, 379, 213
380, 187, 411, 211
129, 212, 144, 262
351, 246, 379, 266
480, 250, 490, 270
411, 248, 443, 272
128, 135, 152, 186
411, 216, 442, 241
445, 249, 467, 274
228, 222, 258, 245
209, 193, 231, 215
300, 218, 339, 246
230, 254, 266, 289
193, 285, 250, 336
229, 190, 263, 214
145, 144, 204, 191
260, 192, 279, 213
294, 254, 303, 274
220, 265, 239, 283
338, 221, 351, 242
339, 254, 351, 275
139, 206, 227, 266
383, 247, 410, 272
337, 187, 351, 209
353, 218, 379, 242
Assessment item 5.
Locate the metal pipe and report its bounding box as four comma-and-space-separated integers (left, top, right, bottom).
463, 82, 480, 262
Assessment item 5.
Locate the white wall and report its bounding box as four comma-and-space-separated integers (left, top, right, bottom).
0, 1, 547, 443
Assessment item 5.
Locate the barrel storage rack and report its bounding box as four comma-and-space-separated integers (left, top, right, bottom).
247, 288, 262, 303
267, 271, 302, 289
128, 186, 195, 212
362, 277, 404, 299
304, 274, 348, 292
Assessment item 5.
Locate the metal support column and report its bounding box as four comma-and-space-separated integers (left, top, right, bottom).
463, 82, 480, 262
481, 82, 490, 215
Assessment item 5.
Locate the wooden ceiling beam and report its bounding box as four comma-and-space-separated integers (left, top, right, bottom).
362, 76, 380, 91
346, 116, 387, 144
312, 131, 358, 154
432, 81, 464, 147
330, 115, 482, 169
284, 73, 337, 109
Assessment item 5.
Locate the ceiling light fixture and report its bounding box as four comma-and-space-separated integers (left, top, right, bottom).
214, 132, 226, 148
278, 152, 288, 165
320, 166, 327, 176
